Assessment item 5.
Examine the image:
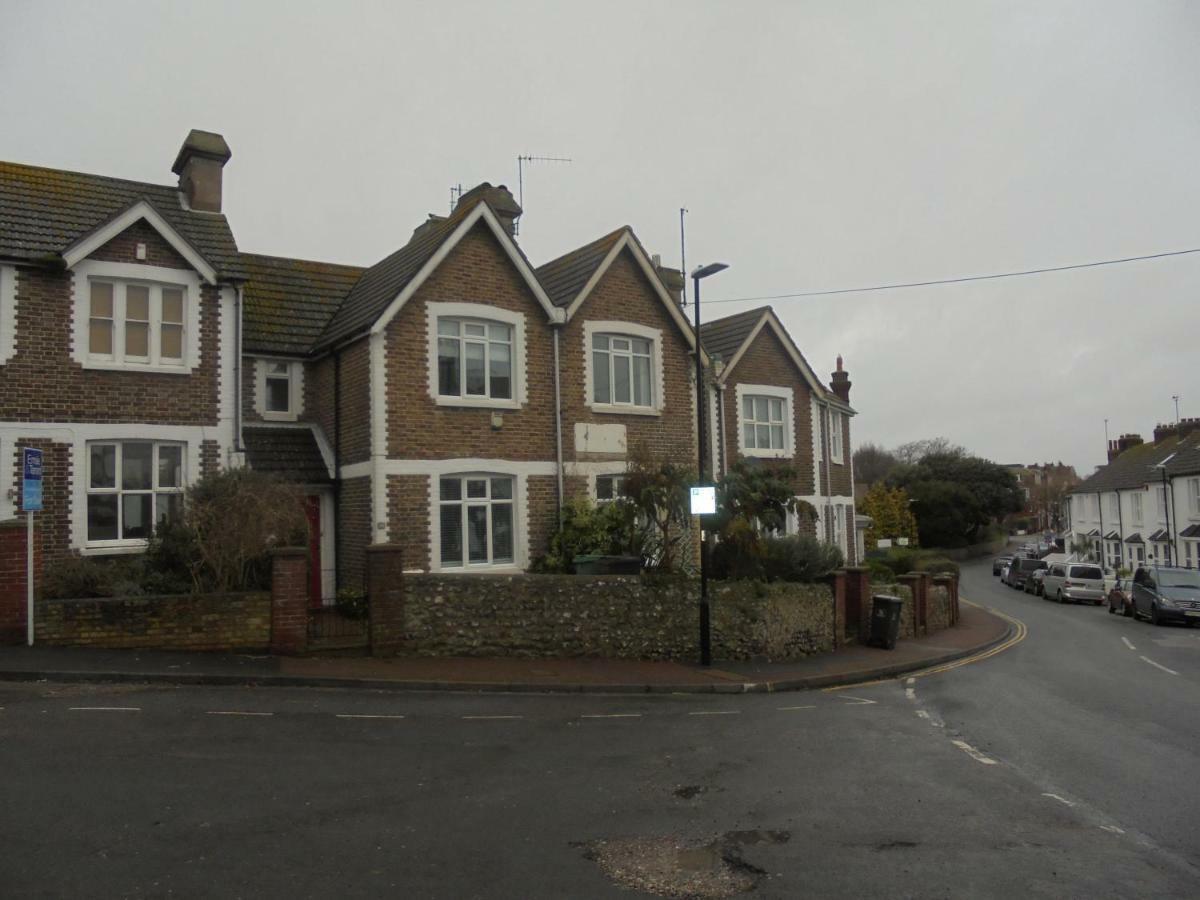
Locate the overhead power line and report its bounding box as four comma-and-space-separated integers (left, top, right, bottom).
706, 246, 1200, 306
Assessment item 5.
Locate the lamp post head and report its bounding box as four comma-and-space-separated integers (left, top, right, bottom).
691, 262, 729, 281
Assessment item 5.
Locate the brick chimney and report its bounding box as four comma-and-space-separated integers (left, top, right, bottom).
1178, 417, 1200, 439
651, 254, 685, 307
455, 183, 522, 236
172, 129, 231, 213
1109, 433, 1144, 462
1153, 422, 1179, 444
829, 355, 851, 403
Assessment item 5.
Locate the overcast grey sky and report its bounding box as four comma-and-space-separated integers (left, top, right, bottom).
3, 0, 1197, 475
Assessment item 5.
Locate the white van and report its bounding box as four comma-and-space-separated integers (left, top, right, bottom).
1042, 563, 1106, 605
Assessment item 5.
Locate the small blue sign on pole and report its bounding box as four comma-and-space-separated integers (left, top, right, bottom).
22, 446, 43, 512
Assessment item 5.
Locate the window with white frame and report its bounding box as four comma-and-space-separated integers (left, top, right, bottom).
86, 441, 184, 544
830, 410, 844, 463
437, 319, 513, 401
1190, 478, 1200, 515
740, 393, 788, 456
595, 474, 627, 503
1132, 492, 1144, 525
0, 264, 16, 365
816, 407, 824, 462
438, 475, 515, 568
592, 333, 653, 408
1157, 485, 1168, 518
1185, 540, 1196, 568
1108, 494, 1119, 520
256, 359, 302, 420
87, 279, 186, 367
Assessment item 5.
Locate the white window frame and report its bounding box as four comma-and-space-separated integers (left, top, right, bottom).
594, 473, 628, 504
436, 473, 518, 570
1132, 492, 1144, 526
582, 320, 664, 416
734, 383, 794, 459
71, 261, 202, 373
1189, 477, 1200, 516
815, 403, 824, 463
830, 409, 844, 464
425, 302, 525, 409
1108, 494, 1119, 520
84, 440, 186, 551
255, 358, 304, 421
0, 264, 16, 365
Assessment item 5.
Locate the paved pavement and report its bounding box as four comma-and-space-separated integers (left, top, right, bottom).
0, 599, 1010, 693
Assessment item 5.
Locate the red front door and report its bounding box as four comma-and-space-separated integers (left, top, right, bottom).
304, 495, 322, 608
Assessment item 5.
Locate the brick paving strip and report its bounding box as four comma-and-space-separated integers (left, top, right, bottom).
0, 601, 1010, 695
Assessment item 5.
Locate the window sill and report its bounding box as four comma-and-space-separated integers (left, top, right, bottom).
434, 396, 522, 411
261, 411, 299, 423
742, 449, 793, 460
81, 360, 191, 375
587, 403, 662, 418
434, 564, 524, 575
80, 542, 148, 556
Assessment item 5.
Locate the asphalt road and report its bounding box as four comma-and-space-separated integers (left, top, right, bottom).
2, 555, 1198, 899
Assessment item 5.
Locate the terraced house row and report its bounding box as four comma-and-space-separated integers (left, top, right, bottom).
0, 130, 860, 598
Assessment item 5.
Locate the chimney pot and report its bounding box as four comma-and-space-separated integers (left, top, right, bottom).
172, 129, 231, 213
829, 356, 851, 403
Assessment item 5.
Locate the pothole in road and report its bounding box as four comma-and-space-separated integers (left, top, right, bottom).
578, 829, 790, 898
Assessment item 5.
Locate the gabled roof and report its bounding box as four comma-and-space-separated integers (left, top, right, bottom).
316, 191, 557, 351
0, 160, 245, 280
240, 253, 365, 355
535, 228, 625, 308
1148, 529, 1170, 542
535, 227, 704, 358
700, 305, 853, 414
1071, 432, 1200, 495
1124, 533, 1143, 543
243, 425, 332, 484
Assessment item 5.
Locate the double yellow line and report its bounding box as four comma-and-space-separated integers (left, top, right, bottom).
824, 597, 1028, 691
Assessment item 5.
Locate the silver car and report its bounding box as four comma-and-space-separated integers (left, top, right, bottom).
1041, 563, 1106, 604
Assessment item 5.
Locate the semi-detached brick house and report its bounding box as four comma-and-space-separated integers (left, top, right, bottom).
0, 129, 859, 596
701, 306, 860, 564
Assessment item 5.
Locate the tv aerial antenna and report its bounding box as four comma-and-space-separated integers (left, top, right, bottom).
449, 183, 463, 213
516, 154, 571, 235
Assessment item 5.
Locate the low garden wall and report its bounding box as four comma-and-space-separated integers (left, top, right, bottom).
927, 582, 953, 631
870, 581, 916, 639
401, 573, 834, 662
35, 592, 272, 651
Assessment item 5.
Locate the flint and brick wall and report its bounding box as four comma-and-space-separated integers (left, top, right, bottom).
34, 591, 271, 650
399, 573, 834, 661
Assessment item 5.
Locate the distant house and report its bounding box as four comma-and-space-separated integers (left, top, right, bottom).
1066, 421, 1200, 570
1, 129, 863, 595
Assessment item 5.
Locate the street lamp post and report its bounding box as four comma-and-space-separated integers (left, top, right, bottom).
692, 262, 728, 667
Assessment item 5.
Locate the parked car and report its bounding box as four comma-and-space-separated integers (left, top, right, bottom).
1004, 557, 1048, 590
1107, 578, 1133, 617
1130, 566, 1200, 626
993, 555, 1013, 576
1024, 568, 1048, 596
1041, 563, 1106, 604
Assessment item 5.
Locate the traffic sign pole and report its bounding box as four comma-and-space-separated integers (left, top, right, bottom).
21, 446, 43, 647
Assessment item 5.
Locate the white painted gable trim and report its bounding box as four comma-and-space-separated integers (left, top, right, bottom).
562, 231, 705, 361
62, 200, 218, 285
369, 202, 561, 339
721, 310, 829, 399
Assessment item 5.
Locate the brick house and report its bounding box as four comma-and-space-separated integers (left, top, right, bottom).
701, 306, 860, 564
1, 129, 860, 597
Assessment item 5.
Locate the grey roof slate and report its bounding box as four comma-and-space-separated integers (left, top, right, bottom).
240, 253, 365, 356
1071, 433, 1200, 495
0, 160, 245, 280
1180, 523, 1200, 539
1125, 533, 1143, 543
1148, 529, 1170, 542
535, 228, 626, 308
243, 426, 331, 484
699, 306, 770, 364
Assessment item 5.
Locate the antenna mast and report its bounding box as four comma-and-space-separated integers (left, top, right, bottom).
449, 183, 463, 213
516, 154, 572, 235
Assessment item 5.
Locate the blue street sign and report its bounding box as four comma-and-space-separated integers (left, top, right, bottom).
21, 446, 43, 512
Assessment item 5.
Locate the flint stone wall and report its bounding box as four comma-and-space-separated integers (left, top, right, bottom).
400, 574, 834, 661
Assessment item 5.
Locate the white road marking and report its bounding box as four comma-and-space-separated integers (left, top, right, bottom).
838, 695, 877, 706
951, 739, 998, 765
461, 715, 523, 720
1121, 637, 1136, 651
207, 711, 274, 717
688, 710, 739, 716
1101, 824, 1126, 834
904, 687, 916, 701
1042, 792, 1075, 806
1139, 656, 1179, 676
776, 705, 816, 711
916, 710, 931, 720
906, 678, 915, 686
68, 706, 140, 712
336, 714, 406, 720
580, 713, 642, 719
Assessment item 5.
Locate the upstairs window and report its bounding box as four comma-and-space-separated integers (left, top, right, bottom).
87, 441, 184, 545
439, 475, 515, 568
743, 396, 786, 452
1190, 478, 1200, 515
88, 280, 185, 367
830, 410, 844, 463
592, 334, 653, 408
265, 362, 292, 413
1132, 493, 1144, 525
437, 319, 512, 401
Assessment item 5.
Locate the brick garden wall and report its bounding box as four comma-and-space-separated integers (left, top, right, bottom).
399, 573, 834, 661
34, 591, 271, 651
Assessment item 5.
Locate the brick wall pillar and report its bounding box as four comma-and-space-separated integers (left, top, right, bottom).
367, 543, 405, 657
269, 547, 308, 655
933, 574, 960, 624
0, 519, 39, 645
897, 572, 930, 638
842, 566, 871, 643
829, 570, 846, 650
